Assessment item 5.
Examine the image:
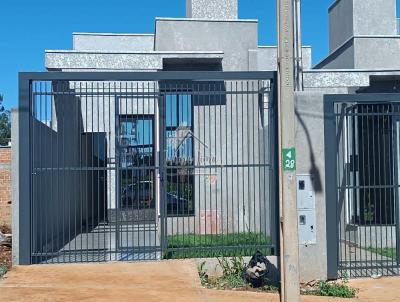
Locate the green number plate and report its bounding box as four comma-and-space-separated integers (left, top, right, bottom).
282, 148, 296, 171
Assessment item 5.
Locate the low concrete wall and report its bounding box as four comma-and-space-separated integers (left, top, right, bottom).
347, 225, 397, 249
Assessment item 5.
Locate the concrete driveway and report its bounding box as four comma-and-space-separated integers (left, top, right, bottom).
0, 260, 398, 301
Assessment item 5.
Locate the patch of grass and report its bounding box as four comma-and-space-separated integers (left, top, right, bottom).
165, 233, 271, 259
318, 281, 357, 298
367, 247, 396, 259
304, 280, 357, 299
0, 264, 8, 278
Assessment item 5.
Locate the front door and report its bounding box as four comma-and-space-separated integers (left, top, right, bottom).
115, 96, 160, 260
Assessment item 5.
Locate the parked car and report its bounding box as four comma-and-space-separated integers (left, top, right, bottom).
121, 181, 154, 208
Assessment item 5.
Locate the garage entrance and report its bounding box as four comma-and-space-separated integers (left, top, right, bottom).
17, 71, 278, 264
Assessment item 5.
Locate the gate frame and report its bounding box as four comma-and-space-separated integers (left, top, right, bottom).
17, 70, 278, 265
324, 93, 400, 279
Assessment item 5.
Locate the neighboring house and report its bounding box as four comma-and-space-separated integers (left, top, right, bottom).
13, 0, 400, 282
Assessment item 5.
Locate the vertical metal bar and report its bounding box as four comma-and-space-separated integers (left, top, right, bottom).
219, 81, 223, 244
78, 81, 83, 263
130, 81, 134, 259
96, 81, 100, 261
124, 81, 128, 258
115, 82, 120, 260
59, 82, 64, 262
241, 80, 246, 250
102, 81, 107, 262
31, 82, 36, 264
324, 97, 339, 279
90, 81, 94, 262
38, 82, 43, 264
251, 80, 256, 250
375, 106, 381, 272
235, 81, 240, 246
108, 81, 112, 261
395, 107, 400, 268
159, 90, 166, 256
208, 82, 212, 249
270, 77, 279, 256
389, 104, 395, 273
18, 74, 31, 264
141, 81, 145, 260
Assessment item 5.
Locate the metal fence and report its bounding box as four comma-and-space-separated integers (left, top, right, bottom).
325, 94, 400, 278
18, 71, 278, 264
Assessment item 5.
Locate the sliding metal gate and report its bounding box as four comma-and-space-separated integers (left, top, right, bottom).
325, 94, 400, 278
18, 71, 278, 264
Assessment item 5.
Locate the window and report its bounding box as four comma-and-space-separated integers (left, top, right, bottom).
165, 94, 195, 216
119, 116, 155, 209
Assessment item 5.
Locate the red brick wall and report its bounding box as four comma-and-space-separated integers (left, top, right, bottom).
0, 147, 11, 227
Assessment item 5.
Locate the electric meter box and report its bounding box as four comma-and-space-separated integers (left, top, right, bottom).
297, 174, 317, 245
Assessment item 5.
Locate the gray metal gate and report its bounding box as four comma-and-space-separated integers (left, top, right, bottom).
18, 71, 278, 264
325, 94, 400, 278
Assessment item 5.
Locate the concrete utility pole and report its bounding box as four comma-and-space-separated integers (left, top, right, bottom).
277, 0, 300, 301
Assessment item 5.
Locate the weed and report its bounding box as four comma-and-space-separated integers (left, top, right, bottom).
198, 261, 209, 285
217, 274, 246, 289
317, 280, 357, 298
210, 256, 245, 289
0, 264, 8, 278
217, 256, 244, 277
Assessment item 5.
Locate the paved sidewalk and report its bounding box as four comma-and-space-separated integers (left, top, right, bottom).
0, 260, 397, 301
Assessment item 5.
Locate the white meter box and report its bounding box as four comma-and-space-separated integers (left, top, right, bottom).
298, 209, 316, 245
297, 174, 315, 209
297, 175, 316, 245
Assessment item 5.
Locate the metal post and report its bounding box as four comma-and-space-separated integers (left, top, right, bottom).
294, 0, 303, 91
18, 74, 32, 264
277, 0, 300, 301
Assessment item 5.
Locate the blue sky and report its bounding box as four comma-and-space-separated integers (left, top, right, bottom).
0, 0, 398, 109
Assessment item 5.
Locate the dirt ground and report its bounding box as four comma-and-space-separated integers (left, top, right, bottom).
0, 260, 399, 302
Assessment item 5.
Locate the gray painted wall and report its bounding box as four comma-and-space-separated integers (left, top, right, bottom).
186, 0, 238, 20
251, 47, 312, 71
295, 88, 349, 282
11, 109, 19, 265
45, 50, 223, 71
73, 33, 155, 52
318, 37, 400, 70
329, 0, 354, 52
316, 40, 355, 69
352, 0, 397, 36
320, 0, 399, 69
354, 37, 400, 69
155, 19, 258, 71
329, 0, 397, 52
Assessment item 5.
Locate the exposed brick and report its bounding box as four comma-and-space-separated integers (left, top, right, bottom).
0, 147, 11, 227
